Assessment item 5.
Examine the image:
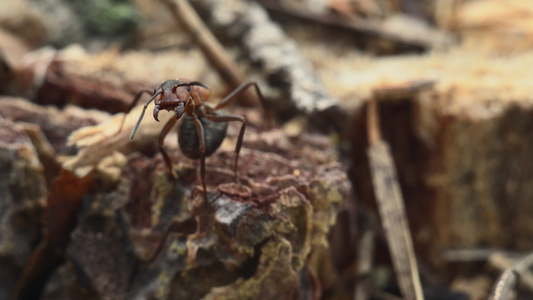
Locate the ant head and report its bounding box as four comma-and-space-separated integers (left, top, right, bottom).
152, 80, 191, 121
161, 80, 191, 101
152, 79, 210, 121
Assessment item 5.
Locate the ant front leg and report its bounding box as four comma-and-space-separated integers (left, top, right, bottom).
158, 115, 179, 178
206, 114, 245, 181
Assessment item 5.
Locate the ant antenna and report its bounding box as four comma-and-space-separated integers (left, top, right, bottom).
130, 91, 162, 140
188, 81, 209, 89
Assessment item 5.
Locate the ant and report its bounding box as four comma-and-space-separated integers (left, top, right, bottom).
123, 78, 268, 196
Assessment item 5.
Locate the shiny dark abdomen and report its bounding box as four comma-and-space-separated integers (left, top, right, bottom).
178, 113, 228, 159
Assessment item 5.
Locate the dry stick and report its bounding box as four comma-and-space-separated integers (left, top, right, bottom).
161, 0, 259, 107
366, 96, 424, 300
256, 1, 455, 50
354, 229, 376, 300
190, 0, 339, 115
443, 248, 510, 263
490, 270, 518, 300
489, 252, 533, 299
372, 290, 405, 300
443, 248, 533, 293
20, 122, 61, 186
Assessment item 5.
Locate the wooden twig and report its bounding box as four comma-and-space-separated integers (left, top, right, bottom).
19, 122, 61, 186
442, 248, 515, 263
354, 229, 376, 300
366, 96, 381, 145
490, 270, 518, 300
190, 0, 339, 115
489, 252, 533, 299
373, 80, 436, 101
161, 0, 260, 107
366, 96, 424, 300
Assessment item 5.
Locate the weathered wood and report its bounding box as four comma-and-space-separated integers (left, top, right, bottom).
366, 97, 424, 300
489, 253, 533, 300
257, 1, 455, 51
191, 0, 339, 116
0, 117, 46, 300
18, 46, 217, 114
0, 97, 108, 154
41, 126, 350, 299
62, 104, 173, 177
353, 229, 375, 300
340, 50, 533, 277
452, 0, 533, 54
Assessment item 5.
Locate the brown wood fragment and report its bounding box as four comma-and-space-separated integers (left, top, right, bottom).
14, 170, 98, 300
372, 80, 436, 101
0, 27, 32, 94
19, 122, 61, 186
62, 104, 173, 177
0, 117, 47, 300
0, 97, 108, 154
18, 46, 214, 114
366, 97, 424, 300
20, 47, 135, 113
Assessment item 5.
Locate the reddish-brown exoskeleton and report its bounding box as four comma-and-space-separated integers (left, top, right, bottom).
125, 78, 268, 196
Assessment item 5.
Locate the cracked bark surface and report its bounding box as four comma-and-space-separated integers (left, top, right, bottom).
37, 127, 350, 300
0, 117, 46, 300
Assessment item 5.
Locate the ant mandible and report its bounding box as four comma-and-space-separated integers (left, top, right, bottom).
125, 78, 268, 196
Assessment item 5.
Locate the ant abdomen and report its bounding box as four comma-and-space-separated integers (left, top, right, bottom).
178, 112, 228, 159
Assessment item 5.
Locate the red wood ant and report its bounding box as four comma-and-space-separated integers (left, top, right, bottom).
125, 78, 268, 195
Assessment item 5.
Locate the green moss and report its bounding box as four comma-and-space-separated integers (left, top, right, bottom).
69, 0, 138, 36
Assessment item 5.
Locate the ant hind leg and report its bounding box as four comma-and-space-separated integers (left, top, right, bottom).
206, 114, 245, 181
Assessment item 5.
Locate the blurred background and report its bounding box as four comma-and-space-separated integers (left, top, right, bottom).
1, 0, 533, 299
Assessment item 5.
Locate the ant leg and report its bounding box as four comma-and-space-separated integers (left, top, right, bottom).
206, 114, 245, 181
159, 115, 179, 178
214, 81, 272, 128
117, 89, 153, 135
191, 113, 207, 195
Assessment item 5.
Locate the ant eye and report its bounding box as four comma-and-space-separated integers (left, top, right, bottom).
185, 86, 191, 92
